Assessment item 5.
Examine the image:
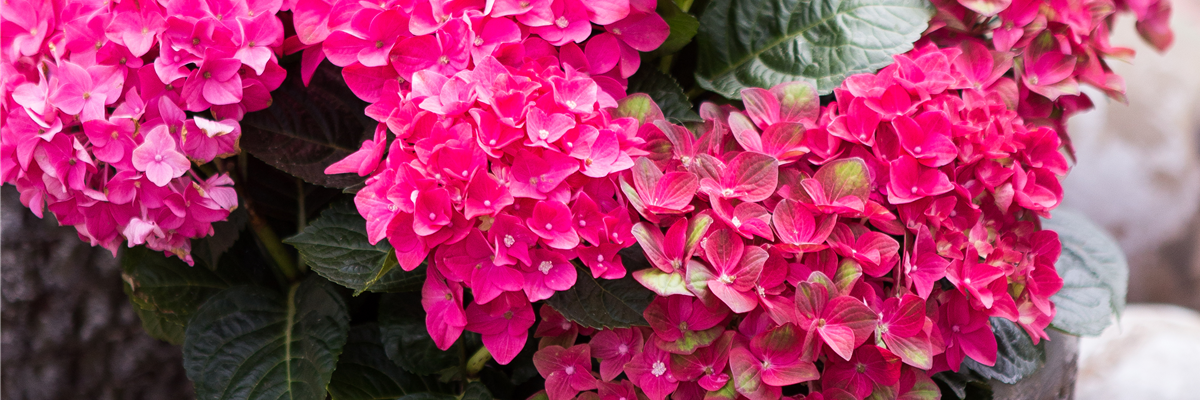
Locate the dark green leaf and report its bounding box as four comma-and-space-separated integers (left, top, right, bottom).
461, 382, 492, 400
183, 277, 350, 400
131, 304, 187, 345
378, 293, 478, 376
694, 0, 933, 97
397, 394, 457, 400
545, 263, 656, 329
1041, 209, 1128, 336
241, 62, 373, 188
329, 323, 431, 400
627, 67, 701, 123
649, 0, 700, 57
285, 200, 425, 295
933, 371, 993, 400
120, 245, 239, 326
192, 208, 248, 271
962, 318, 1044, 384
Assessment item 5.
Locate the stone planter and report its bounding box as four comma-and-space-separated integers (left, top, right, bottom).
991, 329, 1079, 400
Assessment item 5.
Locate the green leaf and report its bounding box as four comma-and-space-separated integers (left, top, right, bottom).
545, 263, 656, 329
192, 208, 248, 271
378, 293, 478, 376
649, 0, 700, 57
932, 371, 993, 400
131, 304, 187, 345
1041, 209, 1129, 336
328, 323, 432, 400
183, 277, 350, 400
962, 318, 1044, 385
627, 67, 702, 123
120, 245, 240, 326
397, 394, 457, 400
241, 62, 373, 188
694, 0, 933, 97
460, 382, 492, 400
285, 200, 426, 295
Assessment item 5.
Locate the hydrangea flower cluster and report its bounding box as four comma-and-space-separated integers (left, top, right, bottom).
927, 0, 1174, 140
301, 0, 669, 364
520, 0, 1177, 398
526, 44, 1071, 400
1, 0, 287, 262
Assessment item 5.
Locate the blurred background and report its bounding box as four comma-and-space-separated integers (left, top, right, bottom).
3, 3, 1200, 399
1063, 1, 1200, 398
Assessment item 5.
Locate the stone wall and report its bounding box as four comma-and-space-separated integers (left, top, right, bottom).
1, 187, 194, 400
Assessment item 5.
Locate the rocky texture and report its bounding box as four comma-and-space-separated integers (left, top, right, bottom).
1062, 4, 1200, 310
1076, 304, 1200, 400
1, 187, 195, 400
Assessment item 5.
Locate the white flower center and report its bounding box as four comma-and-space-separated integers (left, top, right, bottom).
538, 129, 549, 140
555, 16, 569, 28
539, 261, 554, 274
651, 361, 667, 377
566, 100, 577, 109
597, 254, 604, 262
721, 188, 734, 197
618, 344, 629, 354
731, 216, 742, 228
484, 200, 492, 207
428, 212, 437, 220
564, 366, 575, 375
504, 234, 516, 247
545, 223, 553, 230
474, 37, 484, 46
154, 154, 163, 162
579, 220, 587, 227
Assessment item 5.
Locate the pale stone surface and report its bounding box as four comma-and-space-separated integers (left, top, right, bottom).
1062, 0, 1200, 309
1076, 304, 1200, 399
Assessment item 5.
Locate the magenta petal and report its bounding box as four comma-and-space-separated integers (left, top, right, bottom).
583, 0, 631, 24
608, 11, 669, 52
485, 330, 529, 365
585, 33, 621, 75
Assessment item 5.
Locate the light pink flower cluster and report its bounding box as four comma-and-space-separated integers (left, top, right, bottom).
1, 0, 287, 262
528, 43, 1069, 400
303, 0, 669, 365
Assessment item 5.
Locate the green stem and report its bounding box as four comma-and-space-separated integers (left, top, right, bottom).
686, 87, 706, 102
659, 55, 675, 74
465, 346, 492, 377
295, 178, 309, 274
249, 206, 300, 282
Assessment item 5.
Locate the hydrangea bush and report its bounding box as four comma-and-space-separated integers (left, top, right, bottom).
0, 0, 1160, 398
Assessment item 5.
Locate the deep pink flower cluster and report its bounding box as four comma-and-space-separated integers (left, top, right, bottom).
304, 0, 669, 365
928, 0, 1174, 140
527, 44, 1070, 400
1, 0, 287, 262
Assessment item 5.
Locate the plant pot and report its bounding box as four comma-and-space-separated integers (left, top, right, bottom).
990, 329, 1079, 400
